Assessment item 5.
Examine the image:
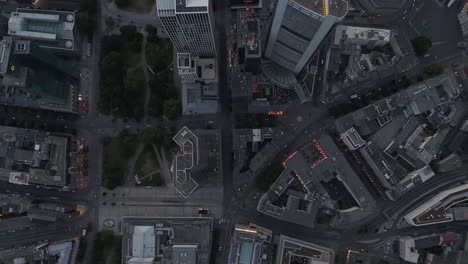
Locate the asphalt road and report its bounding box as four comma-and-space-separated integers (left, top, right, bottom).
1, 1, 467, 263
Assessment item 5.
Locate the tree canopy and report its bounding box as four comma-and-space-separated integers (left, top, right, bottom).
163, 99, 181, 120
77, 0, 97, 35
411, 36, 432, 55
114, 0, 130, 8
425, 63, 443, 76
138, 127, 172, 147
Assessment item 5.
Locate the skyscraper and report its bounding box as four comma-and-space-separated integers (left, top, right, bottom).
157, 0, 216, 57
265, 0, 347, 74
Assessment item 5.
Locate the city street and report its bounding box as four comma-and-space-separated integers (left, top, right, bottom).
1, 0, 468, 263
406, 0, 463, 66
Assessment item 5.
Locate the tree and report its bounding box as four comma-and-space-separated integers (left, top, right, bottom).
163, 99, 181, 120
80, 0, 97, 14
145, 24, 158, 42
77, 11, 96, 35
425, 63, 444, 76
114, 0, 130, 8
101, 34, 123, 54
146, 40, 173, 71
100, 52, 124, 77
377, 260, 390, 264
78, 0, 97, 35
119, 25, 137, 41
411, 35, 432, 55
139, 127, 171, 147
430, 161, 440, 173
105, 16, 114, 28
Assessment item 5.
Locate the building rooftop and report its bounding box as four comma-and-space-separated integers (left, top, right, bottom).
232, 128, 273, 172
333, 25, 391, 46
182, 82, 219, 115
244, 20, 261, 57
257, 134, 376, 228
276, 235, 334, 264
175, 0, 209, 13
172, 245, 197, 264
335, 72, 462, 199
0, 238, 79, 264
0, 125, 70, 187
172, 126, 199, 198
123, 217, 212, 264
228, 224, 273, 264
171, 128, 220, 198
0, 36, 12, 75
261, 60, 311, 103
8, 8, 75, 50
404, 183, 468, 226
132, 226, 155, 258
0, 36, 78, 113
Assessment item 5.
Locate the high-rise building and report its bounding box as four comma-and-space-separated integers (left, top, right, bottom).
261, 0, 347, 102
264, 0, 348, 74
157, 0, 216, 57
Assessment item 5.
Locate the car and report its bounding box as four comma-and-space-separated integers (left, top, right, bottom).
198, 208, 209, 215
50, 197, 59, 200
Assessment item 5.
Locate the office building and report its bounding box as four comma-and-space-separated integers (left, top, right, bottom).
8, 8, 76, 51
256, 134, 376, 229
0, 36, 79, 113
335, 72, 462, 200
262, 0, 347, 102
399, 233, 460, 263
228, 224, 273, 264
0, 125, 71, 187
157, 0, 216, 57
0, 238, 80, 264
177, 53, 217, 83
404, 183, 468, 226
123, 217, 213, 264
276, 235, 334, 264
333, 25, 391, 48
264, 0, 347, 74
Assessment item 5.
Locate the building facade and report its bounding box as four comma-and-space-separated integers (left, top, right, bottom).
157, 0, 216, 57
264, 0, 347, 74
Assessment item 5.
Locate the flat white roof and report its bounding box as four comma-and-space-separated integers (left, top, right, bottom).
8, 9, 75, 49
132, 226, 155, 258
186, 0, 209, 7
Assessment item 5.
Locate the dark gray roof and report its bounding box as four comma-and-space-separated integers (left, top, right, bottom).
414, 236, 440, 250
